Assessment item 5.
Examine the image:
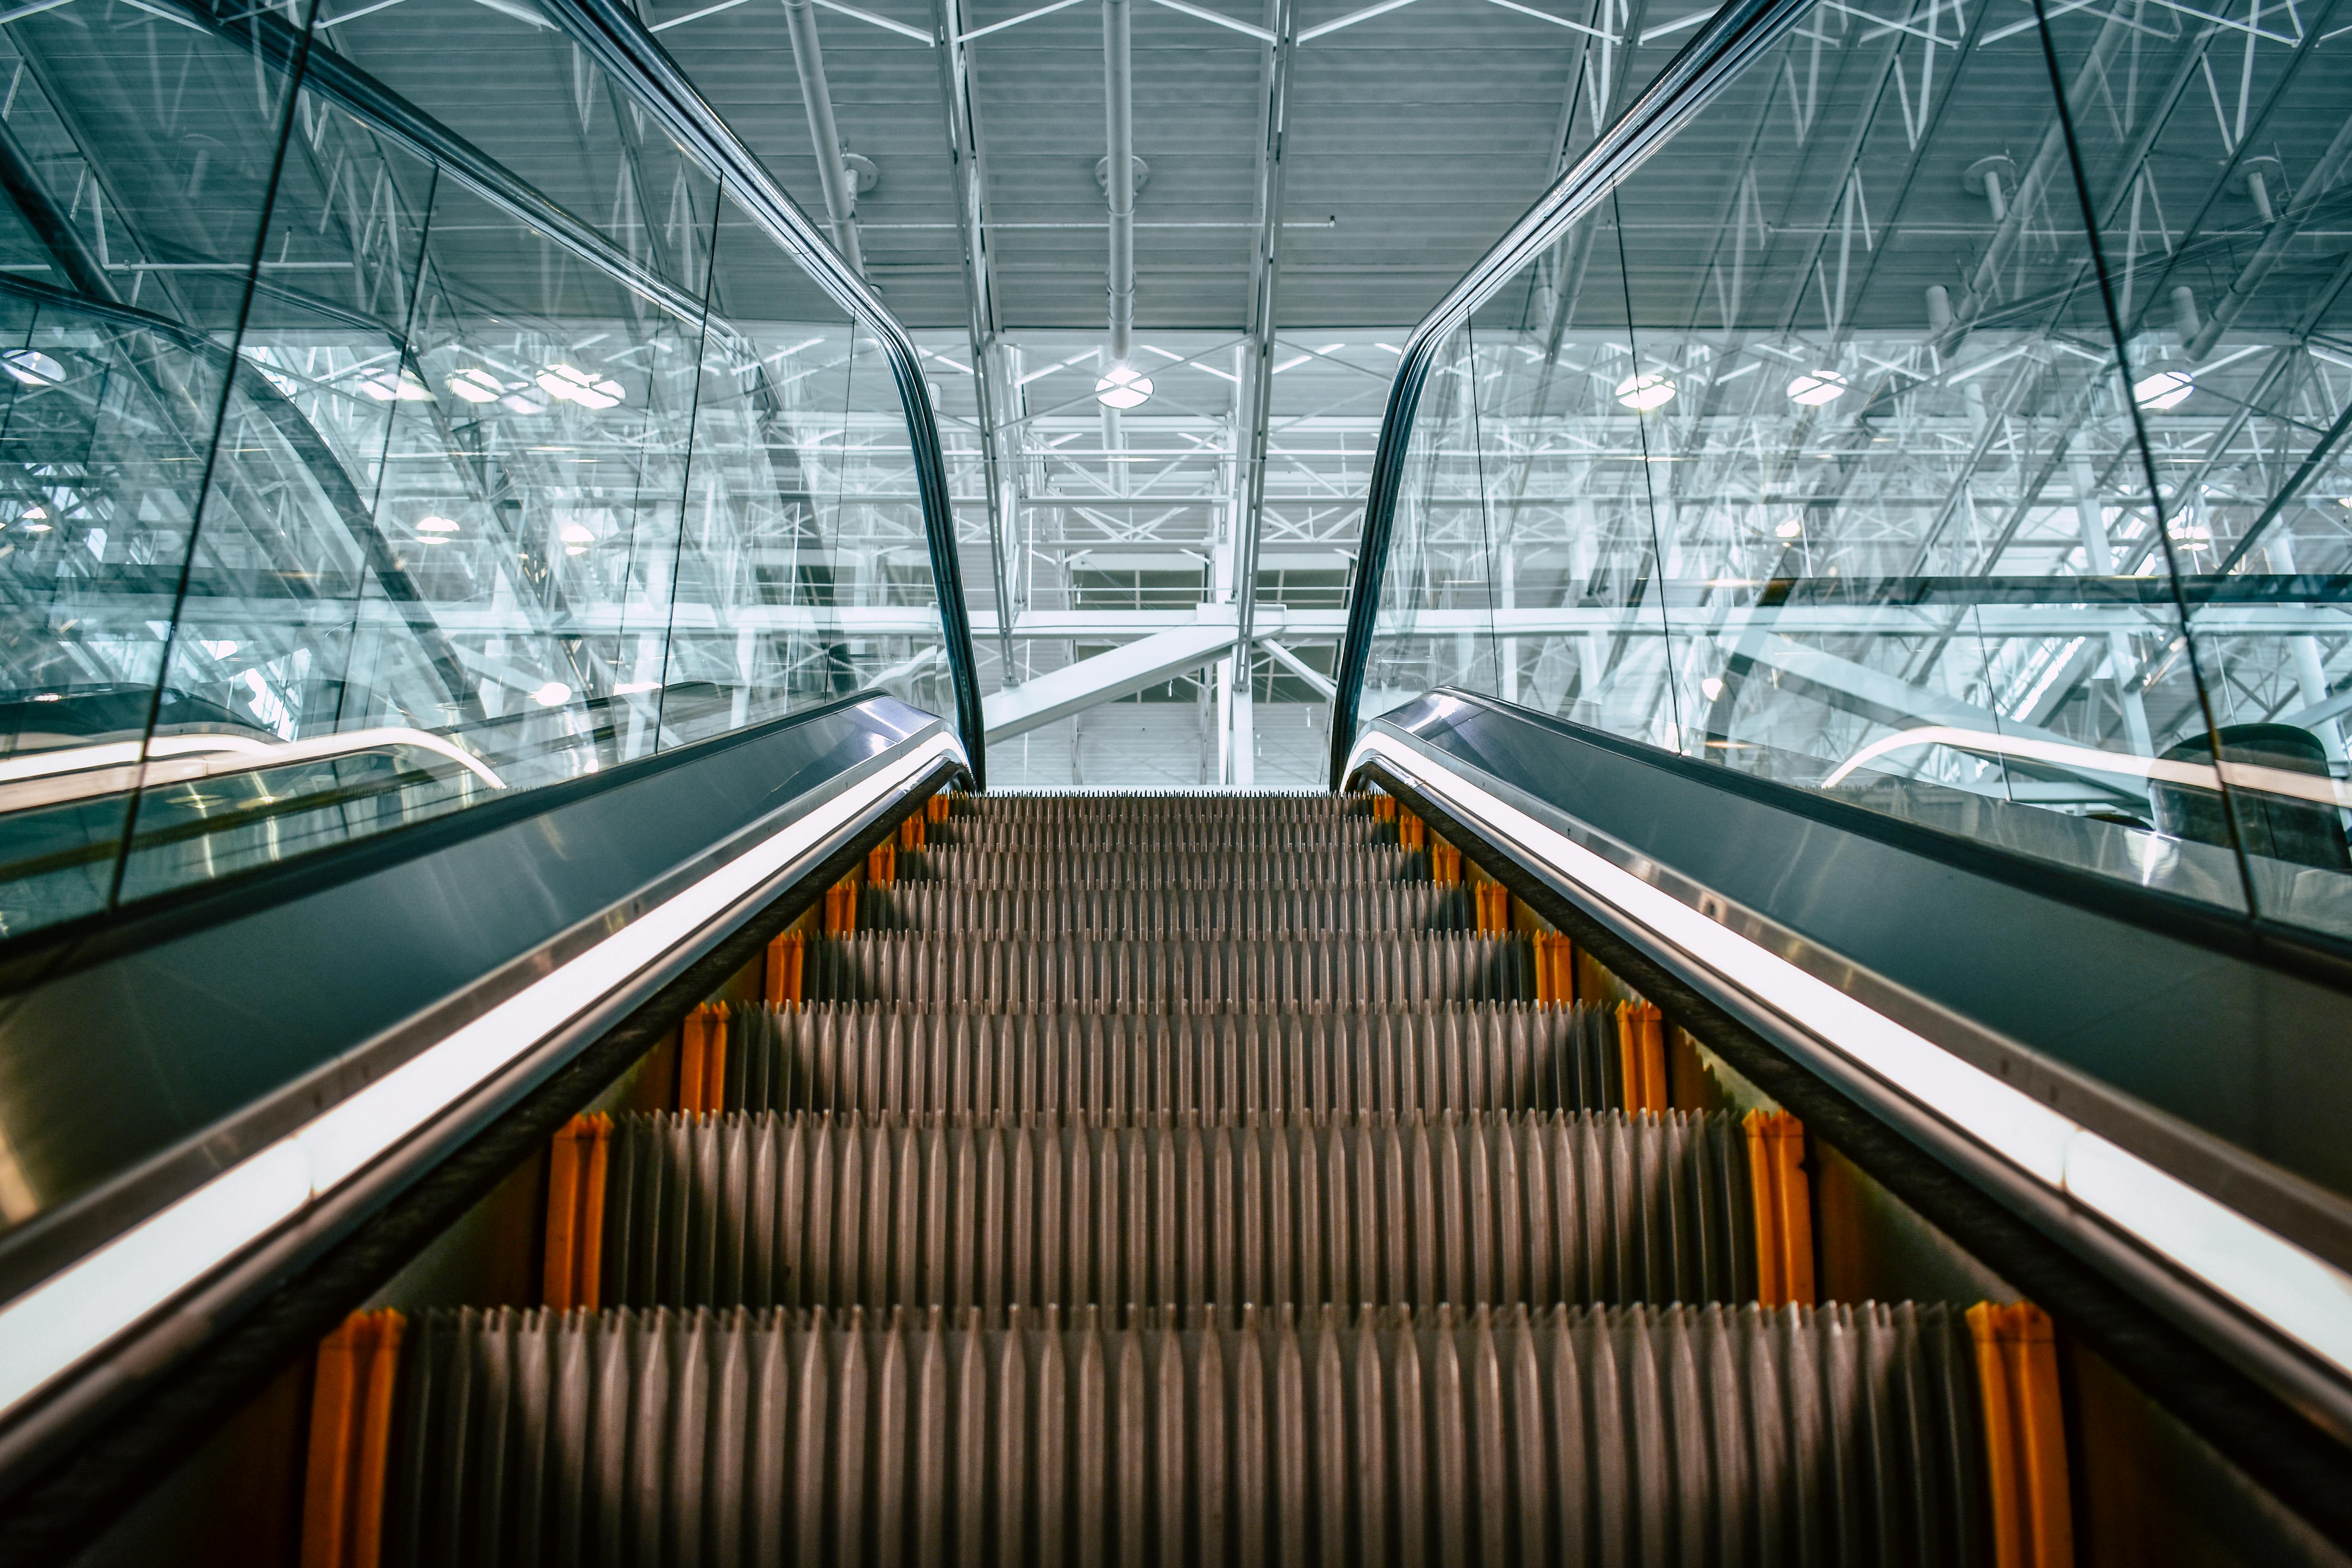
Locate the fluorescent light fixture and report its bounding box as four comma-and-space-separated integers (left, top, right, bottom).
537, 364, 625, 410
1095, 364, 1154, 410
417, 517, 460, 534
1786, 369, 1847, 406
447, 368, 503, 404
1615, 372, 1676, 411
3, 348, 64, 386
1346, 728, 2352, 1382
0, 727, 961, 1421
532, 682, 575, 707
357, 369, 433, 402
2134, 369, 2193, 410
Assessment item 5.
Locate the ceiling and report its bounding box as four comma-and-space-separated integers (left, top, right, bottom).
628, 0, 1698, 330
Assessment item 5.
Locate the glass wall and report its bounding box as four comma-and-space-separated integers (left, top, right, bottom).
0, 0, 957, 937
1363, 0, 2352, 939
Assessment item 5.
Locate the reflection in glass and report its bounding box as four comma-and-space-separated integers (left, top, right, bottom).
0, 0, 954, 936
1360, 0, 2352, 925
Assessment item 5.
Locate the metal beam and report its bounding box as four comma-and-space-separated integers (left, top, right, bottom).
981, 620, 1237, 740
1231, 0, 1296, 777
934, 0, 1018, 669
782, 0, 865, 273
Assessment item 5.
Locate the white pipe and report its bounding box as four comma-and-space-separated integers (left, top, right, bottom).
782, 0, 864, 274
1103, 0, 1135, 363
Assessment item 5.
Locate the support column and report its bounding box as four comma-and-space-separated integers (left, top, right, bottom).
2269, 530, 2346, 763
2068, 447, 2153, 755
1500, 543, 1519, 705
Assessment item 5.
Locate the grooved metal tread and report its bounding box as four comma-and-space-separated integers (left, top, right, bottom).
382, 1301, 1987, 1568
724, 1001, 1632, 1119
600, 1109, 1755, 1316
804, 933, 1534, 1009
906, 848, 1428, 885
856, 882, 1484, 936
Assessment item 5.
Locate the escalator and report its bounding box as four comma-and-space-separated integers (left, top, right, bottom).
0, 0, 2347, 1558
287, 790, 2053, 1568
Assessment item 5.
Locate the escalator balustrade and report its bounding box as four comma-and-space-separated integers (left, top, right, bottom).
299, 792, 2072, 1568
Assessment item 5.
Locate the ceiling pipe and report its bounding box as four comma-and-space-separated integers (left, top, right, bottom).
1102, 0, 1135, 366
2185, 111, 2352, 361
781, 0, 865, 275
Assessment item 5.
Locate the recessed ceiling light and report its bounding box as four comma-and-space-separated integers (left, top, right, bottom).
1786, 369, 1848, 406
1096, 364, 1153, 410
1615, 372, 1676, 411
2134, 369, 2193, 410
357, 369, 433, 402
3, 349, 64, 386
537, 364, 625, 410
447, 369, 503, 404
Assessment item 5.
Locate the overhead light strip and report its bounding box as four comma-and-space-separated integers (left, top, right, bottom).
1347, 726, 2352, 1382
0, 731, 961, 1424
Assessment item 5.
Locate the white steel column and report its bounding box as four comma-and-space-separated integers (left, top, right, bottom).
2069, 445, 2153, 756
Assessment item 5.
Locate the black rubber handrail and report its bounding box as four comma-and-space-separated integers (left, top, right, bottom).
1326, 0, 1819, 786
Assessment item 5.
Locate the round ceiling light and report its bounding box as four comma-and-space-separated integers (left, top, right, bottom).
532, 681, 574, 707
1096, 364, 1153, 410
2133, 369, 2194, 410
1786, 369, 1848, 406
1614, 372, 1676, 411
1775, 518, 1803, 539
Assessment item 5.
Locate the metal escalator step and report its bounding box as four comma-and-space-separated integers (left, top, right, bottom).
382, 1301, 1987, 1568
805, 933, 1533, 1009
912, 846, 1427, 885
857, 882, 1482, 936
948, 792, 1374, 823
929, 821, 1392, 852
727, 1002, 1627, 1119
599, 1109, 1755, 1316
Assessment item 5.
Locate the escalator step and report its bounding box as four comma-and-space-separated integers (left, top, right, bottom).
912, 847, 1427, 885
858, 882, 1483, 936
805, 933, 1533, 1009
598, 1109, 1755, 1316
381, 1301, 1986, 1568
728, 1001, 1630, 1118
928, 822, 1394, 852
947, 794, 1372, 821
